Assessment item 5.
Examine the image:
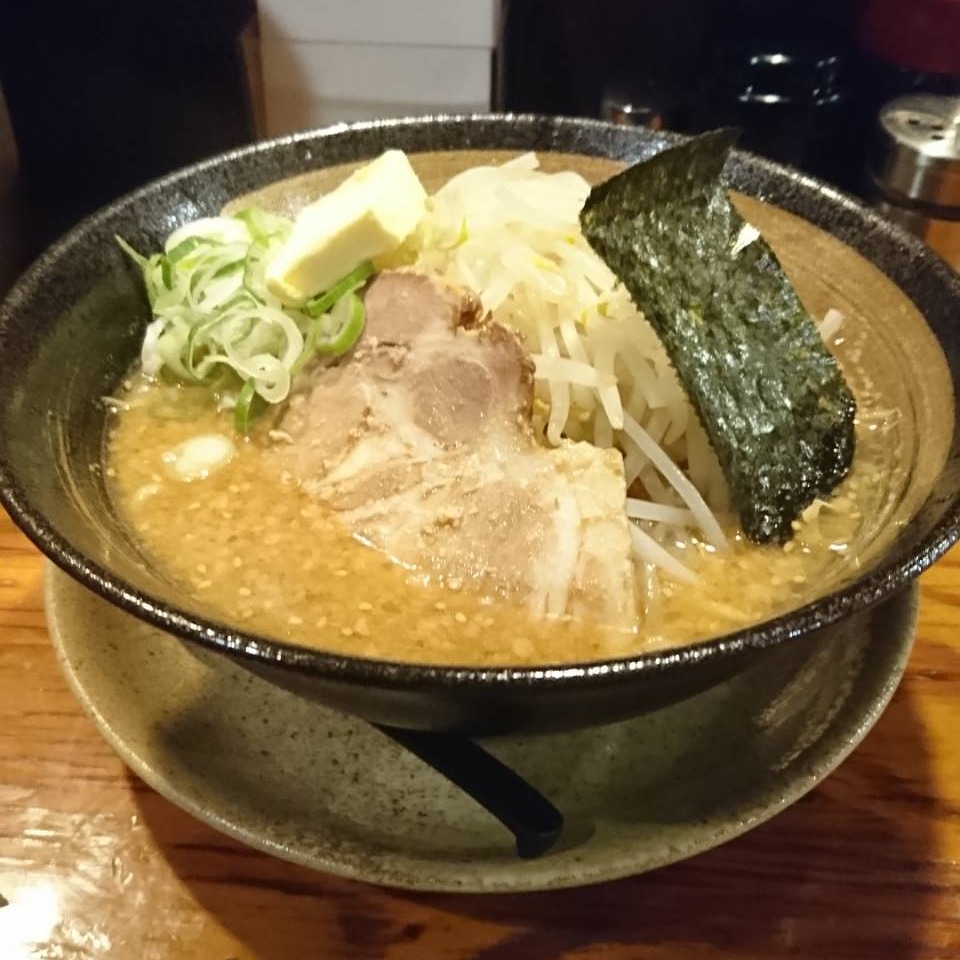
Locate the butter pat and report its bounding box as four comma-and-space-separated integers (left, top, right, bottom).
265, 149, 427, 302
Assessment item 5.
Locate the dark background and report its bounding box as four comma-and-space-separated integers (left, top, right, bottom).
0, 0, 257, 295
500, 0, 960, 191
1, 0, 958, 297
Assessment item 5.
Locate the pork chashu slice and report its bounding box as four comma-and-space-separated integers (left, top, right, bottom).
275, 269, 638, 629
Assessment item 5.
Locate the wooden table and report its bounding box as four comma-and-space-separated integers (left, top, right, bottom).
2, 507, 960, 960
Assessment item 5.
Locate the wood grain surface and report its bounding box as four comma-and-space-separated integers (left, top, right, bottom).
1, 506, 960, 960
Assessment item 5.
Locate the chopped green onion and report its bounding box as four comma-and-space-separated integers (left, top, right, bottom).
213, 259, 245, 280
242, 241, 271, 302
319, 292, 365, 356
233, 377, 258, 434
233, 206, 292, 245
305, 261, 375, 318
185, 310, 233, 381
115, 235, 149, 269
167, 236, 213, 265
117, 237, 162, 307
293, 291, 366, 375
119, 210, 375, 435
142, 254, 164, 307
156, 324, 195, 381
292, 321, 322, 378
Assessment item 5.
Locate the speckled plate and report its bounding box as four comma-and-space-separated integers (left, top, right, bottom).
46, 564, 917, 893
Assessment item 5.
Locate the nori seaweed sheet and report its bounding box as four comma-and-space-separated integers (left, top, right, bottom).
580, 129, 856, 542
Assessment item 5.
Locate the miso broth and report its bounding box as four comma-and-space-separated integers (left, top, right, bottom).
103, 336, 900, 666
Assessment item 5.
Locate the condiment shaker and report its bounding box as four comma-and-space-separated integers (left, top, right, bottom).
868, 93, 960, 270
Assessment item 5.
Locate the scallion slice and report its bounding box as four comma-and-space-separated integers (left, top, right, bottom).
118, 213, 377, 436
305, 261, 375, 318
167, 236, 213, 265
319, 292, 366, 356
233, 377, 258, 434
233, 206, 292, 245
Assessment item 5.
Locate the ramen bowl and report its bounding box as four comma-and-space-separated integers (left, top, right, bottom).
2, 115, 959, 735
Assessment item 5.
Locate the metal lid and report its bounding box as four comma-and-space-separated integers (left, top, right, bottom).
869, 94, 960, 209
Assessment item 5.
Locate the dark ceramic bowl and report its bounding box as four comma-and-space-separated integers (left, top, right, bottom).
2, 115, 960, 735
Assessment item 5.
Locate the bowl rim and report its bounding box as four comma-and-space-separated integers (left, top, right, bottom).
2, 111, 960, 689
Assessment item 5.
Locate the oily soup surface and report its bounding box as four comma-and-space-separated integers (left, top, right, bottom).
104, 155, 946, 667
105, 333, 896, 665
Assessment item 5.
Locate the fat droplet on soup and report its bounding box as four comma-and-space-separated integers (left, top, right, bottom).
162, 434, 235, 482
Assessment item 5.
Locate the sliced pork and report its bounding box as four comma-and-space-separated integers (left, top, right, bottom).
274, 269, 637, 629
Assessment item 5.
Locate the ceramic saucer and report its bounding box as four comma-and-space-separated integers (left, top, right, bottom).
45, 566, 917, 893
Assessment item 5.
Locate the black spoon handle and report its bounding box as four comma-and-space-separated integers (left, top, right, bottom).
375, 725, 565, 859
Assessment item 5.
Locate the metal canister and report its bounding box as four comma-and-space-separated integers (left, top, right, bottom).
868, 93, 960, 270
